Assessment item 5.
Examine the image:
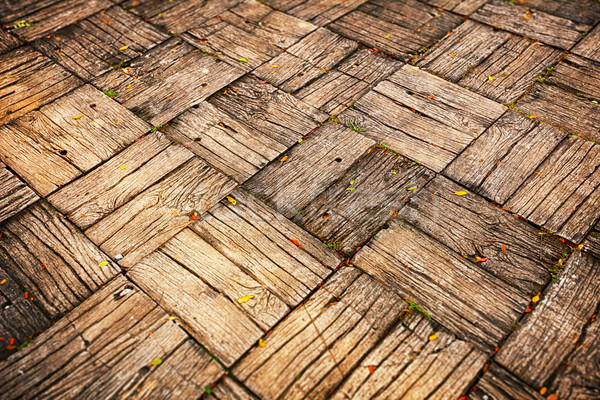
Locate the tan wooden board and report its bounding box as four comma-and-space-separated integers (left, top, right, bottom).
212, 377, 258, 400
0, 201, 119, 361
470, 363, 545, 400
422, 0, 488, 15
265, 0, 369, 26
0, 165, 38, 224
573, 24, 600, 63
0, 28, 21, 55
548, 55, 600, 100
517, 0, 600, 26
0, 275, 224, 399
149, 0, 240, 34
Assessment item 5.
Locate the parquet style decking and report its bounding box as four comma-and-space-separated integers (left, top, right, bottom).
0, 0, 600, 399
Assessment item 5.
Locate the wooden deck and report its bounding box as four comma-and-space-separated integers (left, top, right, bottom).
1, 0, 599, 398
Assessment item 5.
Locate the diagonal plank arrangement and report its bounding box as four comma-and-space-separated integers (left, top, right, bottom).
1, 0, 600, 399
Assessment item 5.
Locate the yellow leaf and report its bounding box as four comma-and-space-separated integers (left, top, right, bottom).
272, 64, 279, 68
126, 84, 132, 89
298, 138, 303, 143
237, 295, 254, 304
227, 196, 237, 205
150, 359, 162, 366
385, 34, 391, 38
532, 295, 540, 303
576, 244, 584, 251
524, 16, 531, 20
98, 260, 109, 267
119, 165, 126, 170
258, 338, 266, 347
116, 120, 120, 125
119, 45, 129, 51
168, 316, 176, 320
412, 66, 419, 70
280, 155, 288, 162
488, 76, 493, 81
73, 114, 84, 119
454, 191, 467, 196
406, 186, 417, 191
0, 279, 6, 285
429, 334, 438, 341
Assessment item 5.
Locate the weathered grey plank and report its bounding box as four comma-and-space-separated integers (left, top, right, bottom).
286, 0, 368, 26
416, 20, 511, 82
331, 313, 487, 400
233, 267, 405, 400
352, 219, 530, 350
496, 251, 600, 387
166, 102, 286, 183
0, 275, 224, 399
505, 135, 600, 243
573, 24, 600, 63
517, 0, 600, 26
93, 38, 244, 126
209, 75, 328, 145
295, 71, 369, 115
244, 121, 375, 218
160, 228, 290, 330
399, 175, 569, 294
472, 0, 590, 49
0, 47, 81, 125
83, 157, 236, 268
0, 84, 150, 197
128, 251, 263, 367
191, 189, 341, 306
3, 0, 110, 41
470, 363, 545, 400
294, 146, 434, 256
583, 229, 600, 260
212, 377, 258, 400
0, 165, 38, 224
516, 83, 600, 141
459, 35, 562, 104
32, 6, 169, 81
444, 111, 565, 204
548, 55, 600, 100
336, 48, 403, 85
0, 201, 119, 361
149, 0, 239, 33
422, 0, 488, 15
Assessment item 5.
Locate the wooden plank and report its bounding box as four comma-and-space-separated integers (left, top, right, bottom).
495, 251, 600, 387
470, 363, 545, 400
122, 0, 188, 20
92, 38, 244, 126
547, 55, 600, 100
0, 47, 81, 125
415, 20, 511, 83
505, 135, 600, 243
32, 6, 169, 81
160, 228, 290, 330
444, 111, 565, 204
399, 175, 569, 294
352, 218, 530, 350
294, 71, 369, 115
0, 275, 224, 399
472, 0, 589, 49
516, 83, 600, 141
294, 146, 434, 256
331, 313, 487, 400
212, 377, 258, 400
0, 201, 119, 361
0, 84, 151, 197
244, 121, 375, 218
0, 165, 38, 224
3, 0, 111, 41
128, 251, 264, 367
583, 229, 600, 260
286, 0, 368, 26
0, 0, 57, 25
47, 132, 192, 229
191, 189, 341, 306
166, 102, 286, 183
0, 29, 21, 55
517, 0, 600, 26
336, 48, 403, 85
83, 156, 236, 268
149, 0, 240, 33
209, 75, 328, 145
422, 0, 488, 15
459, 35, 562, 104
573, 24, 600, 63
233, 267, 405, 400
252, 52, 325, 92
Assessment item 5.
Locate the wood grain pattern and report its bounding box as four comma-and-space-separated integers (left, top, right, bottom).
0, 47, 81, 125
191, 189, 341, 306
212, 377, 258, 400
0, 275, 224, 399
244, 122, 375, 218
274, 0, 369, 26
548, 55, 600, 100
93, 38, 244, 126
399, 175, 569, 294
583, 229, 600, 260
0, 84, 150, 197
295, 71, 369, 115
294, 146, 433, 256
472, 0, 590, 49
352, 218, 530, 350
336, 48, 402, 85
505, 135, 600, 243
495, 251, 600, 387
0, 29, 21, 54
149, 0, 239, 33
32, 6, 169, 81
0, 165, 38, 224
422, 0, 488, 14
517, 0, 600, 26
470, 363, 545, 400
0, 201, 119, 361
573, 24, 600, 63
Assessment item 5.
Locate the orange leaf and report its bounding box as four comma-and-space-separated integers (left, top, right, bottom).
280, 155, 288, 162
475, 256, 487, 262
290, 239, 300, 247
368, 365, 375, 374
532, 295, 540, 303
501, 245, 506, 252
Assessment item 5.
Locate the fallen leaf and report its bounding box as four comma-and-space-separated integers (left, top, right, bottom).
258, 338, 266, 347
237, 295, 254, 304
576, 244, 584, 251
475, 257, 487, 263
454, 191, 467, 196
488, 76, 493, 81
237, 57, 248, 63
429, 334, 438, 341
280, 155, 288, 162
191, 211, 199, 220
412, 66, 419, 70
119, 165, 126, 170
168, 316, 176, 320
540, 387, 547, 395
290, 239, 300, 247
448, 53, 456, 58
98, 260, 109, 267
406, 186, 417, 191
0, 279, 5, 285
385, 34, 391, 38
272, 64, 279, 68
532, 295, 540, 303
298, 138, 303, 142
73, 114, 84, 119
547, 394, 558, 400
368, 365, 375, 374
150, 359, 163, 366
501, 245, 506, 252
119, 45, 129, 51
227, 196, 237, 205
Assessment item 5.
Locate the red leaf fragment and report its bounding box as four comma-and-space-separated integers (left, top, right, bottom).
368, 365, 375, 374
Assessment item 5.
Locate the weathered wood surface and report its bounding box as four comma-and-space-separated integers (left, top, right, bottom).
32, 7, 169, 81
496, 251, 600, 387
517, 0, 600, 26
399, 175, 569, 294
294, 146, 434, 256
352, 219, 530, 350
331, 313, 486, 400
244, 122, 375, 218
505, 135, 600, 243
0, 47, 81, 125
444, 111, 565, 204
149, 0, 239, 34
212, 377, 258, 400
93, 38, 244, 126
584, 226, 600, 260
422, 0, 488, 15
336, 49, 403, 85
0, 165, 38, 224
0, 29, 21, 55
0, 275, 225, 399
0, 201, 119, 361
470, 363, 545, 400
0, 84, 150, 197
573, 24, 600, 63
191, 189, 341, 306
472, 0, 590, 49
265, 0, 368, 26
548, 55, 600, 100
